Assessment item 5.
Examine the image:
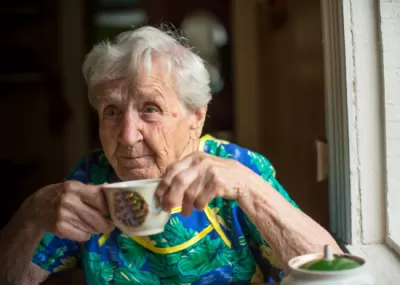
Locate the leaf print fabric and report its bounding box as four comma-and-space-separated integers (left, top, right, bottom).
83, 252, 117, 285
117, 235, 147, 268
113, 267, 160, 285
158, 217, 198, 247
32, 232, 80, 273
32, 135, 299, 284
178, 238, 231, 277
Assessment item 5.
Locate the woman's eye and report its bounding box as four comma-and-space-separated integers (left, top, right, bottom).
104, 107, 119, 117
143, 106, 159, 114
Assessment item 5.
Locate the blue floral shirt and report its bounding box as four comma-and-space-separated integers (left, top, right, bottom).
32, 135, 299, 284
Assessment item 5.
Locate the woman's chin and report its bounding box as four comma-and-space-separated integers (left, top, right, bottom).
116, 167, 161, 181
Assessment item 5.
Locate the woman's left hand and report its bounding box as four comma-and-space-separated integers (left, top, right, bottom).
155, 151, 259, 216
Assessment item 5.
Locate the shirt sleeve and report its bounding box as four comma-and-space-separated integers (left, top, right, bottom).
242, 150, 300, 283
32, 157, 89, 273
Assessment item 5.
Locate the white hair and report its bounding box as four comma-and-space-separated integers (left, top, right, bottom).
82, 25, 212, 109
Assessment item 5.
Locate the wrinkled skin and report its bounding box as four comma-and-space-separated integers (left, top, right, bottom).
155, 152, 258, 216
95, 56, 259, 217
26, 181, 114, 241
97, 56, 207, 181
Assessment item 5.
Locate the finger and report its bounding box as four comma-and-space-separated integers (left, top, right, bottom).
78, 184, 110, 216
155, 156, 194, 198
193, 189, 216, 212
181, 179, 202, 216
54, 221, 91, 242
74, 201, 114, 234
161, 167, 198, 211
69, 218, 98, 234
188, 165, 219, 212
58, 205, 98, 233
189, 168, 217, 213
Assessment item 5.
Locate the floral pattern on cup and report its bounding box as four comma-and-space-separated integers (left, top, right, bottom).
114, 191, 149, 227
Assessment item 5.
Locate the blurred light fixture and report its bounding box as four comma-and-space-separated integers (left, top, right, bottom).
95, 10, 147, 28
181, 10, 228, 93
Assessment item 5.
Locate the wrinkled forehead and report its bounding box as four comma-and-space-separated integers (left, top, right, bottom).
92, 55, 177, 107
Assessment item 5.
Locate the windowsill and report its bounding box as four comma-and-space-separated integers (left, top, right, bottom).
387, 235, 400, 257
347, 244, 400, 284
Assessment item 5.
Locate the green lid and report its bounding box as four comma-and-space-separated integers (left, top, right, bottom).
300, 245, 361, 271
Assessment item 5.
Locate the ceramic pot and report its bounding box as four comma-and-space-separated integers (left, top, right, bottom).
281, 245, 374, 285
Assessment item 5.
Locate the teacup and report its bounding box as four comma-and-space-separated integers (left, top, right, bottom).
103, 178, 171, 236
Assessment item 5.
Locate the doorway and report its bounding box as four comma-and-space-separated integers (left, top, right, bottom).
234, 0, 329, 229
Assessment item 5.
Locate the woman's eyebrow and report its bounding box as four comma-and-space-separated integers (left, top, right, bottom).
97, 93, 118, 103
136, 89, 166, 103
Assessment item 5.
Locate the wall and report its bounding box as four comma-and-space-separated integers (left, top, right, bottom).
257, 0, 329, 228
380, 0, 400, 246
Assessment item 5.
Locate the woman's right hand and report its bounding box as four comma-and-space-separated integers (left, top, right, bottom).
22, 180, 114, 242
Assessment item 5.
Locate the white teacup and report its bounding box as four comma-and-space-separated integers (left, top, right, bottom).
103, 178, 171, 236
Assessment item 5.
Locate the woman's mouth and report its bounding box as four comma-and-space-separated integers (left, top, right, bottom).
118, 155, 154, 168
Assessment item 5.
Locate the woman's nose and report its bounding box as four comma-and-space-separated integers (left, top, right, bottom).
118, 113, 143, 146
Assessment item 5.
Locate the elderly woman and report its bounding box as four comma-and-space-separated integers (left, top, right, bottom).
0, 26, 341, 285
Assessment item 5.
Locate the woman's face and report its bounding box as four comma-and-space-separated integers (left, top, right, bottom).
97, 57, 207, 181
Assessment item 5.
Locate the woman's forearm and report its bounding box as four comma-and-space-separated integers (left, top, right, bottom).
237, 178, 342, 273
0, 203, 45, 285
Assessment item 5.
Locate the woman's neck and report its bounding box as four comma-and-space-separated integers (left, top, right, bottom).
180, 137, 201, 159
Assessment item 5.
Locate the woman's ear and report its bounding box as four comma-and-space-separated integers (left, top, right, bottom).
189, 105, 208, 139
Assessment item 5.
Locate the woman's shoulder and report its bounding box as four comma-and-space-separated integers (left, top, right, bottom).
199, 134, 277, 178
64, 149, 113, 185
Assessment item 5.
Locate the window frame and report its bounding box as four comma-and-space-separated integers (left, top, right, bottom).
321, 0, 400, 252
380, 0, 400, 254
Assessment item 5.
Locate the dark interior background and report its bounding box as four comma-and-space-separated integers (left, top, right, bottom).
0, 0, 235, 229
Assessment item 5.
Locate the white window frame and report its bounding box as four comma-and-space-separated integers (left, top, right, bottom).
322, 1, 400, 282
322, 0, 400, 261
379, 0, 400, 254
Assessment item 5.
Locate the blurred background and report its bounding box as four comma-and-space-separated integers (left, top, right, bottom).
0, 0, 327, 254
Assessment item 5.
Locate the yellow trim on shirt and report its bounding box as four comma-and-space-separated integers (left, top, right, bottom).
98, 232, 110, 247
204, 206, 232, 248
98, 201, 232, 252
98, 205, 232, 251
171, 206, 182, 214
132, 205, 232, 253
199, 134, 213, 152
200, 134, 230, 147
131, 224, 214, 254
